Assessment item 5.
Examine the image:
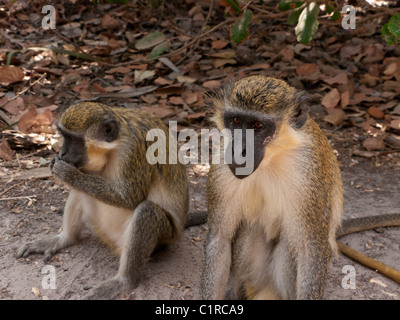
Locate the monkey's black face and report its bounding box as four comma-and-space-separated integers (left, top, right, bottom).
58, 130, 88, 169
223, 110, 276, 179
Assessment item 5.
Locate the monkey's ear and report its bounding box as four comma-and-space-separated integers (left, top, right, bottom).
99, 118, 119, 142
293, 97, 309, 129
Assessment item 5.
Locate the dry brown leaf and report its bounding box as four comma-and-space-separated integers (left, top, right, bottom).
176, 75, 197, 84
340, 44, 361, 59
382, 81, 400, 93
72, 81, 92, 99
211, 40, 229, 50
385, 134, 400, 148
106, 66, 131, 74
323, 108, 346, 126
296, 63, 318, 76
389, 119, 400, 130
169, 96, 184, 105
213, 58, 236, 68
89, 46, 111, 56
2, 97, 25, 115
352, 150, 375, 158
367, 106, 384, 119
185, 92, 198, 105
280, 47, 294, 62
357, 119, 380, 134
392, 104, 400, 115
193, 12, 204, 21
92, 83, 107, 93
323, 73, 348, 85
209, 50, 236, 59
362, 137, 385, 151
142, 106, 174, 119
141, 94, 157, 104
383, 62, 399, 76
134, 70, 155, 83
156, 85, 185, 96
202, 80, 220, 90
154, 77, 173, 86
340, 91, 349, 108
0, 65, 24, 86
0, 138, 14, 161
321, 88, 340, 109
18, 105, 54, 134
101, 14, 119, 29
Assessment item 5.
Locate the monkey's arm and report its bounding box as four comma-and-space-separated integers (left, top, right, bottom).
51, 156, 143, 210
201, 227, 232, 299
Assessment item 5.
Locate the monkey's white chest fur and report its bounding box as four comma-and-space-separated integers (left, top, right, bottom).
82, 195, 132, 253
222, 154, 304, 239
217, 153, 306, 299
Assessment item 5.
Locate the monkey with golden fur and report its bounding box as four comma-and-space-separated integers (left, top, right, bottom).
201, 75, 400, 300
17, 102, 204, 299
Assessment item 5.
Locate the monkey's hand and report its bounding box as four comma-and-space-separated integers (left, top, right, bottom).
16, 236, 64, 262
50, 155, 82, 185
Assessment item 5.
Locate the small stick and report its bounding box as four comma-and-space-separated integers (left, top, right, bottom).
10, 73, 47, 101
0, 195, 37, 201
0, 181, 24, 197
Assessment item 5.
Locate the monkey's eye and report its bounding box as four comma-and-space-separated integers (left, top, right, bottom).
232, 117, 241, 125
252, 121, 264, 129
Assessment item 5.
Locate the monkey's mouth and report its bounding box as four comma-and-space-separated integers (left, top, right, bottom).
228, 153, 261, 179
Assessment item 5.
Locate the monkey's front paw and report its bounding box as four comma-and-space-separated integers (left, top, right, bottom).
85, 277, 131, 300
16, 237, 60, 262
50, 157, 78, 183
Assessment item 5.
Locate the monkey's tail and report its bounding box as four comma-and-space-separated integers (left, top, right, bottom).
336, 213, 400, 284
185, 211, 208, 228
336, 213, 400, 238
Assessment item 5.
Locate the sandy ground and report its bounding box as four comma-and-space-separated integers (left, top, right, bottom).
0, 161, 399, 300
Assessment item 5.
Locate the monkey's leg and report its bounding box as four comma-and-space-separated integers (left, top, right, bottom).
85, 200, 176, 300
16, 191, 84, 261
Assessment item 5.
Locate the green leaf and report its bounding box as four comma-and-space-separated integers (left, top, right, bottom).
231, 9, 252, 44
224, 0, 241, 13
326, 4, 335, 14
287, 5, 305, 24
295, 2, 320, 44
381, 23, 397, 46
149, 41, 170, 59
388, 13, 400, 38
331, 10, 341, 21
278, 1, 291, 11
135, 32, 166, 50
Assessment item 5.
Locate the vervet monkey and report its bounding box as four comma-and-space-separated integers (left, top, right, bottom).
201, 75, 400, 300
17, 102, 205, 299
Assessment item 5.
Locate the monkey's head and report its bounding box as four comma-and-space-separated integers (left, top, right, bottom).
57, 102, 120, 172
213, 75, 308, 179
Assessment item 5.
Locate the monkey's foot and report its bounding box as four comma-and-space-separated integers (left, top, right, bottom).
16, 236, 63, 262
85, 277, 133, 300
